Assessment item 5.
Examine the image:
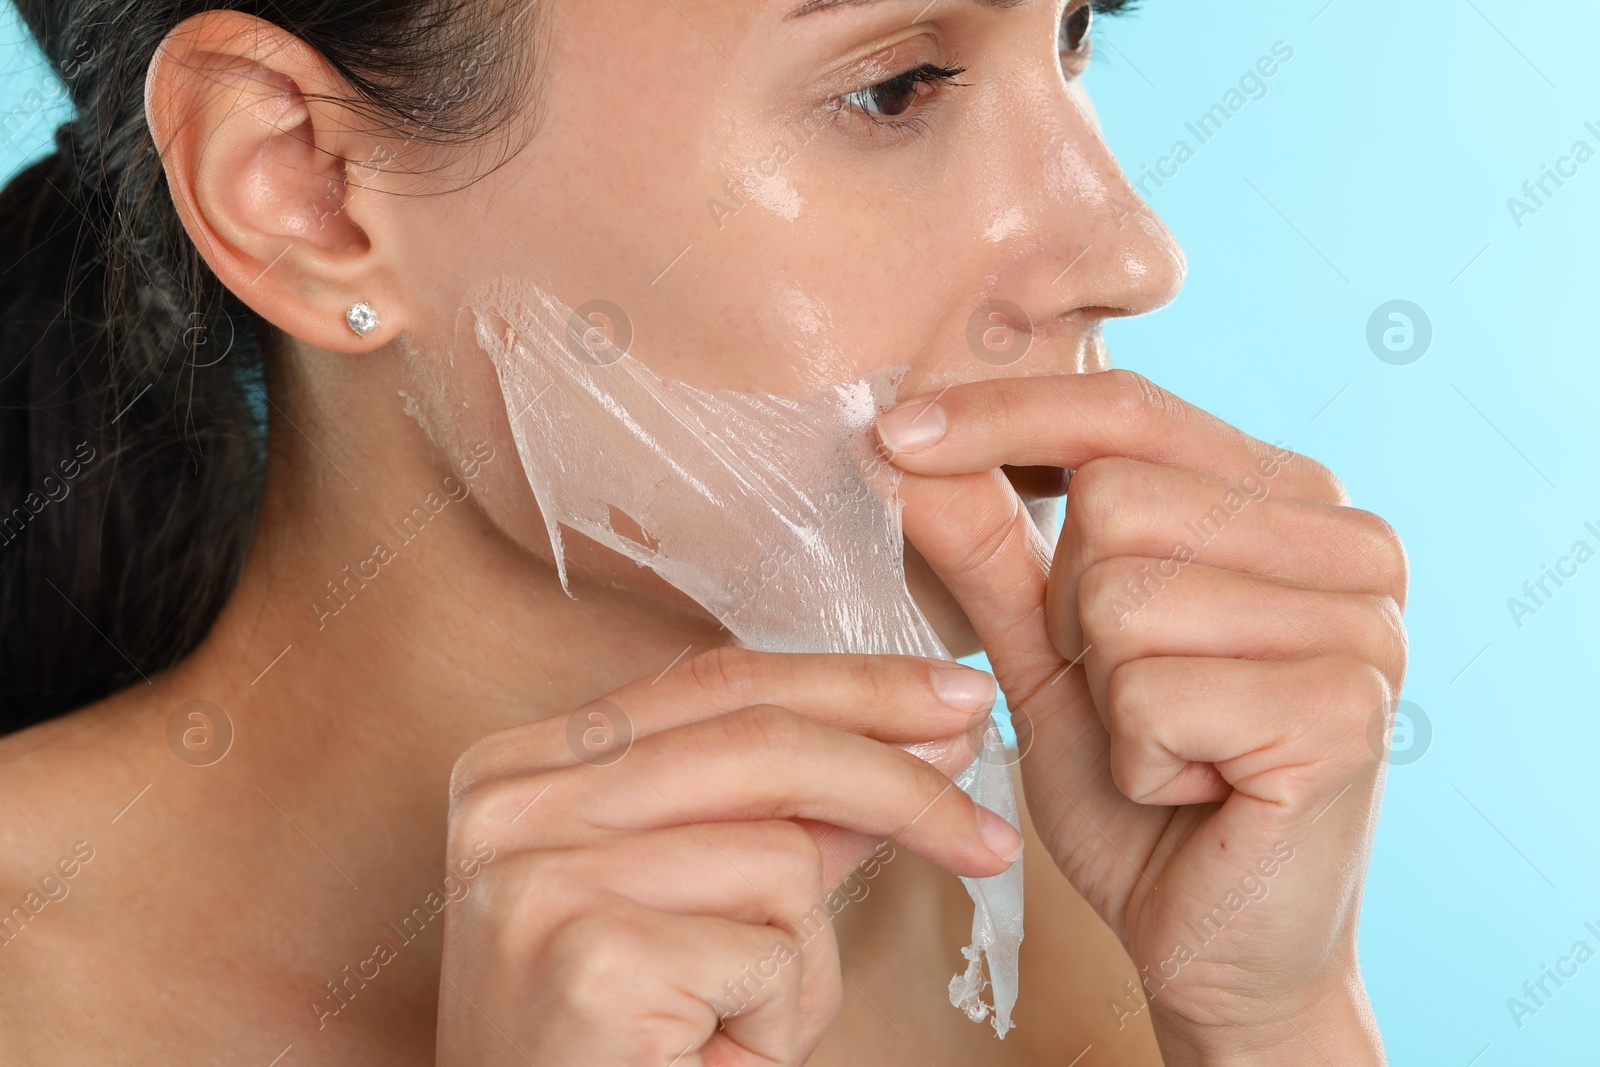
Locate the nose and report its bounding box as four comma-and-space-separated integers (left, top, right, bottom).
957, 54, 1187, 362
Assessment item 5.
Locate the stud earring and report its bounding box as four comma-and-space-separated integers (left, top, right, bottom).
345, 301, 380, 338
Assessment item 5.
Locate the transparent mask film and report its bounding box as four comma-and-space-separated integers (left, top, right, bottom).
456, 274, 1025, 1037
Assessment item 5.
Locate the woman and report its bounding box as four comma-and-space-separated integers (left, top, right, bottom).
0, 0, 1404, 1062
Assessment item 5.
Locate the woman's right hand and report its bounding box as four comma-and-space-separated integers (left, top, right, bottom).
434, 647, 1022, 1067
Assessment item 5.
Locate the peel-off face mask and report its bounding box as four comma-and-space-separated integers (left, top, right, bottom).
465, 275, 1023, 1037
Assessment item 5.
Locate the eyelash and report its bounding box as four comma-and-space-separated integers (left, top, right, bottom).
832, 0, 1139, 136
831, 61, 971, 136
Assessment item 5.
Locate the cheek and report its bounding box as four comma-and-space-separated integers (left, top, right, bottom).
755, 285, 859, 391
391, 334, 532, 543
1066, 78, 1100, 132
391, 332, 712, 614
410, 62, 962, 400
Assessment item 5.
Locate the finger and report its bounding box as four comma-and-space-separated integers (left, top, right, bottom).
900, 470, 1066, 697
1105, 655, 1390, 815
452, 648, 998, 788
876, 370, 1346, 505
1056, 456, 1409, 608
895, 467, 1167, 919
629, 648, 998, 741
535, 906, 811, 1067
1077, 559, 1408, 721
590, 823, 848, 1029
511, 821, 845, 1054
502, 821, 832, 926
477, 706, 1022, 881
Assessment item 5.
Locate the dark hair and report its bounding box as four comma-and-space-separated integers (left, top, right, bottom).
0, 1, 539, 730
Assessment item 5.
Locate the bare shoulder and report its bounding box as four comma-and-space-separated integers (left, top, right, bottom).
0, 685, 155, 914
0, 688, 161, 1056
0, 688, 154, 863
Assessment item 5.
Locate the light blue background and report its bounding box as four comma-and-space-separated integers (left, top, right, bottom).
5, 2, 1596, 1062
1079, 3, 1600, 1064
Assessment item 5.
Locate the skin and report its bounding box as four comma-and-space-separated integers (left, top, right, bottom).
0, 0, 1402, 1064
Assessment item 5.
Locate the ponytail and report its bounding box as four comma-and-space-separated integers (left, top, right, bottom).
0, 121, 266, 728
1, 0, 539, 731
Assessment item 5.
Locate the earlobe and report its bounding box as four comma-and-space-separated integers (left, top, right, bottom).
143, 10, 405, 354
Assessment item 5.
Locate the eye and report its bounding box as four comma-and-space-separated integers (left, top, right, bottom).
1059, 3, 1093, 56
839, 62, 970, 121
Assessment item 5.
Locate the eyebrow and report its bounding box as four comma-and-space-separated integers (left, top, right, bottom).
786, 0, 1029, 19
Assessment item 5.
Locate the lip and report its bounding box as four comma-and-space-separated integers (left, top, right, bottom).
1003, 464, 1072, 500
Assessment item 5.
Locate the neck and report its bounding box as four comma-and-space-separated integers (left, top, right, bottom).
82, 350, 1006, 1057
161, 356, 726, 875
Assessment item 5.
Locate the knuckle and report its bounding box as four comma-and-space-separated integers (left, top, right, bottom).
853, 653, 899, 710
1356, 659, 1398, 724
762, 821, 827, 904
448, 745, 482, 801
1105, 735, 1153, 802
770, 929, 803, 970
1350, 592, 1409, 681
1100, 368, 1168, 422
1106, 755, 1139, 802
913, 727, 987, 779
496, 851, 583, 943
769, 819, 826, 876
893, 747, 958, 816
687, 645, 763, 702
1077, 556, 1150, 637
1326, 659, 1396, 768
449, 777, 535, 841
1348, 508, 1411, 600
1105, 659, 1157, 737
447, 781, 499, 836
975, 375, 1025, 433
1287, 452, 1349, 505
544, 910, 645, 1016
1300, 653, 1372, 716
448, 733, 503, 800
1064, 457, 1140, 551
1379, 599, 1411, 679
720, 703, 807, 767
1076, 556, 1121, 608
632, 1026, 710, 1067
449, 721, 552, 800
945, 492, 1032, 577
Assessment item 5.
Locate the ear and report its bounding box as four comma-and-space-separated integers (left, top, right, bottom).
144, 11, 407, 353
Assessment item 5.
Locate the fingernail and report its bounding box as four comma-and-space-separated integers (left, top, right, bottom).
877, 400, 947, 453
976, 806, 1024, 865
932, 666, 997, 714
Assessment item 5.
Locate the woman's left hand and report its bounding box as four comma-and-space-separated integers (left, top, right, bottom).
880, 369, 1404, 1065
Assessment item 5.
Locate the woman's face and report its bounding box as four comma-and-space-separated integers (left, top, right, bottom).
386, 0, 1185, 642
